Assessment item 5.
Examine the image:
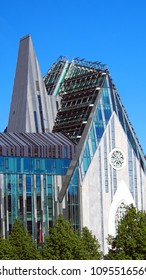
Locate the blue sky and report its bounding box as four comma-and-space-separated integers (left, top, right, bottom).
0, 0, 146, 153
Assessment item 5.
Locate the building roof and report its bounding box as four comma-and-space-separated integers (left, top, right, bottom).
0, 132, 76, 159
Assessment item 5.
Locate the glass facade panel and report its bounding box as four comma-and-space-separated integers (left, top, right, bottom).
104, 135, 108, 193
68, 165, 79, 230
0, 155, 71, 240
101, 88, 112, 124
79, 78, 113, 180
82, 142, 91, 174
113, 92, 143, 163
26, 175, 31, 194
0, 156, 70, 175
134, 156, 138, 207
115, 94, 125, 130
128, 144, 134, 197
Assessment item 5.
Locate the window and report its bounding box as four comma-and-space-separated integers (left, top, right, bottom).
26, 176, 31, 193
27, 197, 31, 212
34, 111, 39, 133
36, 160, 40, 170
115, 202, 126, 231
36, 80, 40, 91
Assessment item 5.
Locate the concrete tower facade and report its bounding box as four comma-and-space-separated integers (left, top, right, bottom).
8, 35, 59, 133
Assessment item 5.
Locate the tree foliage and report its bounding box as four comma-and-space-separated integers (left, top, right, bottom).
42, 215, 83, 259
107, 204, 146, 260
81, 227, 102, 260
0, 236, 18, 260
42, 215, 102, 260
0, 216, 102, 260
9, 219, 41, 260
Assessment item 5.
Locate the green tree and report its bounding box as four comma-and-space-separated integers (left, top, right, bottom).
107, 204, 146, 260
9, 219, 41, 260
81, 227, 102, 259
42, 215, 102, 260
42, 215, 83, 260
0, 236, 18, 260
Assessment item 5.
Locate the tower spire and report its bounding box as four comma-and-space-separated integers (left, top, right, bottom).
7, 35, 50, 132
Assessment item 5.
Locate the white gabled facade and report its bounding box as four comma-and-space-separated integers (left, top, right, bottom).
81, 112, 146, 253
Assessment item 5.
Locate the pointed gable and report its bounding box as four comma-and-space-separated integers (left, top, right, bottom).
7, 35, 51, 133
